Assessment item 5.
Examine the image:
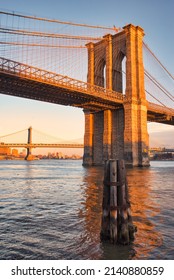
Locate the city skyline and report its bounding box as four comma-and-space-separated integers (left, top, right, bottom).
0, 0, 174, 147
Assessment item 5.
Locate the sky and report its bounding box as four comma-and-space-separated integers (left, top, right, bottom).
0, 0, 174, 148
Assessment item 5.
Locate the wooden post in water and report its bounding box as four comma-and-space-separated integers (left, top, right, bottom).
125, 175, 137, 241
117, 159, 129, 244
101, 159, 136, 245
100, 161, 110, 240
109, 160, 118, 243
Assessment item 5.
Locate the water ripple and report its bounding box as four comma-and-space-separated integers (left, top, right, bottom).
0, 160, 174, 259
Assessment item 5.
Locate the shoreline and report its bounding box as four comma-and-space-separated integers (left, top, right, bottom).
0, 157, 173, 161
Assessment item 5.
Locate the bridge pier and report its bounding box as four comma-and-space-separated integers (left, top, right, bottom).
83, 110, 94, 166
83, 106, 149, 166
103, 110, 112, 161
124, 100, 149, 166
25, 147, 33, 161
83, 108, 125, 166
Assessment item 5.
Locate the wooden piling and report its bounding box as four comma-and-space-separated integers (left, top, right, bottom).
125, 176, 137, 240
100, 160, 110, 240
117, 159, 129, 244
109, 160, 118, 243
101, 159, 136, 245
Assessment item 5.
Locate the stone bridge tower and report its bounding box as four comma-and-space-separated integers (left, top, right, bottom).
83, 24, 149, 167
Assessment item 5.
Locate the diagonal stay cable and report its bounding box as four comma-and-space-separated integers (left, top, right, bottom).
145, 69, 174, 102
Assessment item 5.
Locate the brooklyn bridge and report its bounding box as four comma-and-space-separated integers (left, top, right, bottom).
0, 11, 174, 166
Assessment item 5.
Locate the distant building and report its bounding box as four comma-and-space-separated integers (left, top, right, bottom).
20, 149, 26, 157
12, 149, 18, 157
0, 147, 11, 155
149, 147, 174, 160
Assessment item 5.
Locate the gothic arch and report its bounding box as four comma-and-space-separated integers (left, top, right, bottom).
112, 50, 125, 93
94, 57, 106, 87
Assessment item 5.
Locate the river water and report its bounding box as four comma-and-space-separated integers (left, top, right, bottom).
0, 160, 174, 260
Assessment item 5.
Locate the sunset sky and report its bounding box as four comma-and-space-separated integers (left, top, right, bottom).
0, 0, 174, 147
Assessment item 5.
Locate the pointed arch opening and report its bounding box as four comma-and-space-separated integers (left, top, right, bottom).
112, 51, 126, 94
94, 58, 106, 88
122, 56, 126, 95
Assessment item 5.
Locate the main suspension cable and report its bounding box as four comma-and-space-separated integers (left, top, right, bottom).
0, 11, 121, 32
143, 42, 174, 80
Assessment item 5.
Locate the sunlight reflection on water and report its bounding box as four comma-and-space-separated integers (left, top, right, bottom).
0, 160, 174, 260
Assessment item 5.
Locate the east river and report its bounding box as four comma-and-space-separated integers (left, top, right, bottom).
0, 160, 174, 259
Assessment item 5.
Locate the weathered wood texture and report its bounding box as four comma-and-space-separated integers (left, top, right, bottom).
101, 159, 137, 245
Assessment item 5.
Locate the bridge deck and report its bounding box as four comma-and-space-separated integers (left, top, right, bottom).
0, 57, 123, 111
0, 57, 174, 124
0, 143, 84, 148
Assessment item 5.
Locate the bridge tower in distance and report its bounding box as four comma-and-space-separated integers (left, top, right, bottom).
25, 126, 33, 160
83, 24, 149, 167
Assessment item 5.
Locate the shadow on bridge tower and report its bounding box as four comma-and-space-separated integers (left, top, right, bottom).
25, 126, 33, 161
83, 24, 149, 167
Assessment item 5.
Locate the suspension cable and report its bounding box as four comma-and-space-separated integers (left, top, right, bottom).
145, 89, 174, 113
0, 11, 120, 32
0, 128, 27, 139
145, 70, 174, 102
0, 41, 86, 48
0, 27, 103, 41
143, 42, 174, 80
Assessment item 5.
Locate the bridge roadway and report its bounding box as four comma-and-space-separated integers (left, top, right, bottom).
0, 57, 174, 125
1, 142, 173, 153
0, 143, 84, 149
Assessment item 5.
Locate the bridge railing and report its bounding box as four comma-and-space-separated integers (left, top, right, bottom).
0, 57, 124, 102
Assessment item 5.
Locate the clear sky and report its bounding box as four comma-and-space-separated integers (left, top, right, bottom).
0, 0, 174, 145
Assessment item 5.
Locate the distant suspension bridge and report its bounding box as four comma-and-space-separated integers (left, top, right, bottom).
0, 127, 83, 160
